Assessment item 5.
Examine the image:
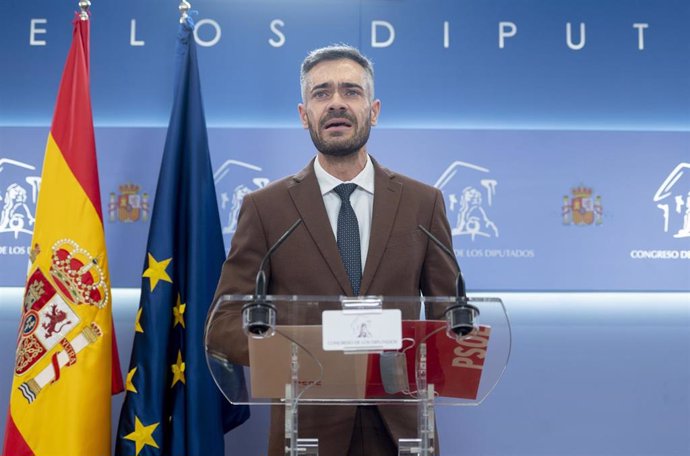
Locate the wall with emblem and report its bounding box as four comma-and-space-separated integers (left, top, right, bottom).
1, 127, 688, 290
1, 0, 688, 291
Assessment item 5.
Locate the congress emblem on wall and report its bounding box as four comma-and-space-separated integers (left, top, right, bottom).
214, 159, 270, 243
108, 183, 149, 223
435, 161, 499, 241
562, 186, 603, 226
0, 158, 40, 239
653, 162, 690, 238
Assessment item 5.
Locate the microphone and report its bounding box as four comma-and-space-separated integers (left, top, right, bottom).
417, 224, 479, 338
242, 218, 303, 338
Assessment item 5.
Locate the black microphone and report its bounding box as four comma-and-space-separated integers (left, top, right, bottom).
417, 224, 479, 338
242, 218, 303, 338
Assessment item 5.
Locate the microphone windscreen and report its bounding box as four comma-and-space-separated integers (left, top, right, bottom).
379, 351, 410, 394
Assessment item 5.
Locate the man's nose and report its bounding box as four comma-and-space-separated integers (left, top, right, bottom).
327, 93, 347, 111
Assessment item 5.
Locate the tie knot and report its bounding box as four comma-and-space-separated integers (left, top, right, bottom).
333, 183, 358, 201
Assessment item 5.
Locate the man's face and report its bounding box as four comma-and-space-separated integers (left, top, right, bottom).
298, 59, 381, 157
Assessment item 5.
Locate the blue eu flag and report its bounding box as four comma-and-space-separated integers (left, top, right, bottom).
115, 18, 249, 456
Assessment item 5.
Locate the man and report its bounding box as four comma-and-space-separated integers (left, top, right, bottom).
209, 45, 457, 455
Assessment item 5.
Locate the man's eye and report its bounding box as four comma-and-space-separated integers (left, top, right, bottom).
345, 90, 360, 97
313, 91, 328, 99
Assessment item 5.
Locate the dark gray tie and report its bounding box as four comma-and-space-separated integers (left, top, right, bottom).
333, 183, 361, 296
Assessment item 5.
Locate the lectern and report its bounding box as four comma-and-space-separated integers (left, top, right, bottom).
205, 295, 510, 456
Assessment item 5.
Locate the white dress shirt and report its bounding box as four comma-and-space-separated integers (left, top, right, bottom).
313, 154, 374, 272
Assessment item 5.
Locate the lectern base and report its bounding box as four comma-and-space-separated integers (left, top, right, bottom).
286, 438, 317, 456
399, 438, 433, 455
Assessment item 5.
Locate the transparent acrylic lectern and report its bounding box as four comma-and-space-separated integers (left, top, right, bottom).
205, 295, 510, 456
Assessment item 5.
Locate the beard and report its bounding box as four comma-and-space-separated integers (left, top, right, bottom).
307, 111, 371, 157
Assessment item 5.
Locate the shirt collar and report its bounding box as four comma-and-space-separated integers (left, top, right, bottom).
313, 154, 375, 196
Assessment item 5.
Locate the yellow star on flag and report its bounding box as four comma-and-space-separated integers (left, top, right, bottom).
173, 294, 186, 328
126, 367, 138, 394
134, 307, 143, 333
123, 416, 159, 455
171, 350, 186, 388
142, 253, 172, 291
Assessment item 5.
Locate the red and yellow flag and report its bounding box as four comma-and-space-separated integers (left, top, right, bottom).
2, 16, 123, 456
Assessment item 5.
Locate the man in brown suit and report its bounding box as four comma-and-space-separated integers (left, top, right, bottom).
209, 45, 457, 455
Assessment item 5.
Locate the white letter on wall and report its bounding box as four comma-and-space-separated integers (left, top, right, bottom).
498, 22, 516, 49
371, 20, 395, 48
130, 19, 145, 46
566, 22, 586, 50
443, 21, 450, 49
30, 19, 47, 46
269, 19, 286, 47
633, 23, 649, 50
194, 19, 221, 47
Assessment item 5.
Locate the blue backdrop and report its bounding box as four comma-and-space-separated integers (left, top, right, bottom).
1, 127, 689, 290
1, 0, 688, 293
2, 0, 689, 129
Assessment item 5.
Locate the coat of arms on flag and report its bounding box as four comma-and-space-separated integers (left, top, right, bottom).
14, 239, 108, 403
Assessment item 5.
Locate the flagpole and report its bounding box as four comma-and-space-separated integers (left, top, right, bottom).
179, 0, 191, 23
79, 0, 90, 20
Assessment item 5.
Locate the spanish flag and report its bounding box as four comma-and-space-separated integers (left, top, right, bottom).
2, 14, 123, 456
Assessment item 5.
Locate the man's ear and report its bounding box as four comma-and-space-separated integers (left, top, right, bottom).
298, 103, 309, 129
370, 99, 381, 126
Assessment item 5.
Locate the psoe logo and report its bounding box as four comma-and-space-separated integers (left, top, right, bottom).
435, 161, 498, 241
0, 158, 41, 239
562, 186, 603, 226
214, 159, 270, 239
108, 184, 149, 223
653, 162, 690, 239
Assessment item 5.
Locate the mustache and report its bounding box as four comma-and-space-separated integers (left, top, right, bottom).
319, 111, 357, 128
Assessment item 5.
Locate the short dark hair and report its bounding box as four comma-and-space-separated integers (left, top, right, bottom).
300, 44, 375, 101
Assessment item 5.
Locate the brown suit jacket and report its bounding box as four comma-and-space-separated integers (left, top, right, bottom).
208, 157, 457, 455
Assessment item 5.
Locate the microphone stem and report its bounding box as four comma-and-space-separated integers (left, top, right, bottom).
417, 224, 467, 299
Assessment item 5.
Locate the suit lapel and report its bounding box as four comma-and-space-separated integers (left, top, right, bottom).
288, 160, 353, 295
360, 160, 402, 296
